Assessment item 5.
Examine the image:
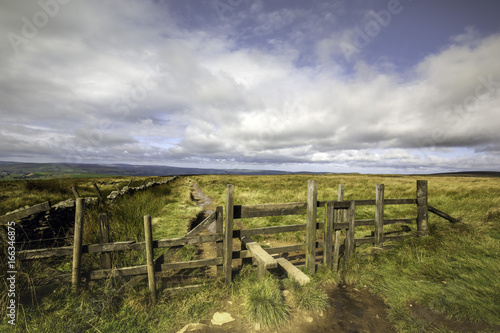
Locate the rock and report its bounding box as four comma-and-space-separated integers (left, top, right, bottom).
254, 322, 261, 331
282, 290, 290, 297
211, 312, 235, 326
305, 316, 313, 323
176, 323, 206, 333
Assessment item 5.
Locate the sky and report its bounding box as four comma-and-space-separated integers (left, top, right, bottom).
1, 0, 500, 174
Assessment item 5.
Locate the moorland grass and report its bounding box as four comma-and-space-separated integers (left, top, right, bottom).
1, 173, 499, 332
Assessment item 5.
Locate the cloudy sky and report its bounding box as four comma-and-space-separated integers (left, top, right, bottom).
1, 0, 500, 174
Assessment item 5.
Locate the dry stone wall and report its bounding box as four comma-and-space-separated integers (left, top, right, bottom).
1, 176, 178, 248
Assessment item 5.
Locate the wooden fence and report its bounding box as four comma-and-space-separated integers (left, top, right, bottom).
16, 180, 458, 301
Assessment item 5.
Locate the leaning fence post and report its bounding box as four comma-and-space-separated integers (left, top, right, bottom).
345, 201, 355, 263
216, 206, 224, 275
417, 180, 429, 236
375, 184, 384, 246
144, 215, 156, 304
224, 184, 235, 285
306, 180, 317, 274
72, 198, 84, 292
99, 213, 111, 269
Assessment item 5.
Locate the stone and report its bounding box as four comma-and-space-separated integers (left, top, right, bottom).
211, 312, 235, 326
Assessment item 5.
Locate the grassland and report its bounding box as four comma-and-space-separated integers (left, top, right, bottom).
1, 173, 499, 332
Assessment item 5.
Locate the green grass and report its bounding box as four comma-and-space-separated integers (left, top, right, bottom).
235, 266, 291, 327
1, 173, 499, 332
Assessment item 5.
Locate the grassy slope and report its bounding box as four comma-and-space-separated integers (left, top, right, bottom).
1, 174, 499, 332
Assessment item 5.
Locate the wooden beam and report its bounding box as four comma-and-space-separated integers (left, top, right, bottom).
277, 258, 310, 286
417, 180, 429, 236
224, 184, 234, 285
233, 202, 307, 219
345, 201, 355, 263
429, 206, 460, 223
241, 237, 277, 269
324, 202, 333, 269
144, 215, 156, 304
72, 198, 84, 292
239, 224, 305, 237
0, 201, 51, 225
306, 180, 318, 274
216, 206, 224, 275
375, 184, 384, 246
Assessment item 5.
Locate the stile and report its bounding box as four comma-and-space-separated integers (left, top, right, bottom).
71, 198, 84, 292
224, 184, 235, 285
306, 180, 318, 274
99, 214, 111, 269
144, 215, 156, 304
375, 184, 384, 246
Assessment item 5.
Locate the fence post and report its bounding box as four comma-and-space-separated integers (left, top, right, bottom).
375, 184, 384, 246
224, 184, 235, 285
345, 201, 355, 263
417, 180, 429, 236
306, 180, 317, 274
324, 202, 333, 269
99, 213, 111, 269
216, 206, 224, 275
72, 198, 84, 292
333, 184, 344, 272
144, 215, 156, 304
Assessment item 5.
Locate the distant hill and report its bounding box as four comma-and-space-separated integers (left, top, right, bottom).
0, 161, 307, 179
429, 171, 500, 177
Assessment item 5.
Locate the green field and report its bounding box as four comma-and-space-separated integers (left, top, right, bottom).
1, 174, 499, 332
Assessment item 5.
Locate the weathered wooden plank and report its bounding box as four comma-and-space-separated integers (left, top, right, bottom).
306, 180, 317, 274
224, 184, 234, 285
0, 201, 51, 225
429, 206, 460, 223
160, 258, 223, 272
19, 235, 224, 259
239, 224, 305, 237
417, 180, 429, 236
375, 184, 384, 246
277, 258, 310, 286
356, 219, 375, 226
324, 202, 334, 269
216, 206, 224, 275
91, 265, 148, 279
144, 215, 156, 304
233, 202, 307, 219
236, 244, 306, 259
241, 237, 277, 269
19, 246, 73, 259
345, 201, 355, 263
355, 237, 375, 245
333, 185, 344, 272
384, 218, 416, 225
385, 199, 416, 205
188, 212, 216, 235
72, 198, 84, 292
156, 234, 223, 248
